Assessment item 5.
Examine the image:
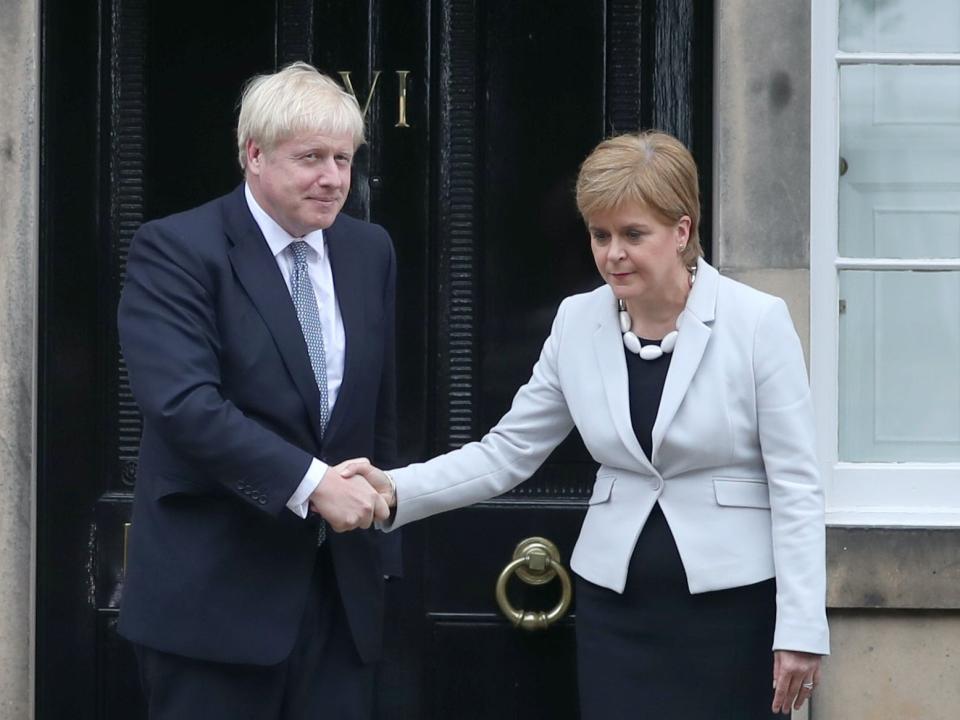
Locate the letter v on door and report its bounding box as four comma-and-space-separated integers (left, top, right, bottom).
338, 71, 412, 128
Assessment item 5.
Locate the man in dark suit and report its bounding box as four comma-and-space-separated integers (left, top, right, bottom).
117, 62, 396, 719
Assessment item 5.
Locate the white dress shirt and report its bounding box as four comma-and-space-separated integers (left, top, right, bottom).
244, 184, 345, 517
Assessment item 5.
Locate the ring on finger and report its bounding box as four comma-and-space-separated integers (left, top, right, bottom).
801, 682, 815, 690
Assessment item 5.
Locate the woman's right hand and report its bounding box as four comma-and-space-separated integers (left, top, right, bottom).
340, 459, 396, 508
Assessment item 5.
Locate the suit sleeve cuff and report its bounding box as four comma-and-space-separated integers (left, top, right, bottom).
286, 458, 327, 518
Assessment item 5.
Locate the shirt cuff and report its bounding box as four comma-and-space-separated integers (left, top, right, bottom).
286, 458, 328, 518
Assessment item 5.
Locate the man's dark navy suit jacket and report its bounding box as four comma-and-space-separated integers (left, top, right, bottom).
117, 184, 398, 666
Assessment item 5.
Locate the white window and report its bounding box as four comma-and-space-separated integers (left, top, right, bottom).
811, 0, 960, 526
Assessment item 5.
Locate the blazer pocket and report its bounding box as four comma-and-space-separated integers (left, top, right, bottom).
589, 475, 615, 505
713, 477, 770, 509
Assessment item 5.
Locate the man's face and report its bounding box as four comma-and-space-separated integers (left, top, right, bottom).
245, 130, 354, 236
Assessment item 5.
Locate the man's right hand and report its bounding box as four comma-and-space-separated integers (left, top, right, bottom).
308, 459, 391, 532
339, 459, 395, 508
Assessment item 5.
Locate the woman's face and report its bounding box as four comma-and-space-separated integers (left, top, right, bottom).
588, 204, 690, 304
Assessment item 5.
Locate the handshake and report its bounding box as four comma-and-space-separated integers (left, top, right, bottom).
307, 459, 396, 532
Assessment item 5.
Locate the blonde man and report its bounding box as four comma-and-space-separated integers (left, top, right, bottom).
118, 62, 397, 719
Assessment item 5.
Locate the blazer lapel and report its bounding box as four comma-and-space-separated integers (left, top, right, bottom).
223, 186, 325, 445
593, 291, 658, 474
322, 217, 364, 443
651, 257, 719, 460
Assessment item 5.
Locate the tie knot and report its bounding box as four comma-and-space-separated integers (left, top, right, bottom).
290, 240, 310, 266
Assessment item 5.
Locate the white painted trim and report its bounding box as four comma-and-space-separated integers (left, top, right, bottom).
830, 465, 960, 521
810, 0, 960, 528
835, 258, 960, 270
826, 510, 960, 527
811, 0, 842, 511
837, 51, 960, 65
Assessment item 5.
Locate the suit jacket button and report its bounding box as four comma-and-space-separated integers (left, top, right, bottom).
257, 497, 268, 505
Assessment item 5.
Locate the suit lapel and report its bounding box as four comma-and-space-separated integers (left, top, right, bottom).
593, 292, 658, 474
322, 217, 364, 443
651, 257, 718, 460
223, 186, 325, 445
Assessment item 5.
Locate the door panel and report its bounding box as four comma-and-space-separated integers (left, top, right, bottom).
38, 1, 711, 717
429, 622, 577, 718
480, 1, 605, 433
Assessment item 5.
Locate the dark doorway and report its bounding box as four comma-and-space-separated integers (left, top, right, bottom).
37, 1, 712, 717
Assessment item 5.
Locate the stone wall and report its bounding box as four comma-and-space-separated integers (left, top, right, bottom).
714, 0, 811, 354
0, 0, 38, 717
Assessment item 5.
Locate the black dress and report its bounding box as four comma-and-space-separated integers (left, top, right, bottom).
574, 341, 779, 720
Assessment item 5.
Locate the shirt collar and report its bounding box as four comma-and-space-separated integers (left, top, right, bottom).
244, 183, 325, 261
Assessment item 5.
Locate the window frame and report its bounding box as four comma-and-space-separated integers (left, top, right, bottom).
810, 0, 960, 526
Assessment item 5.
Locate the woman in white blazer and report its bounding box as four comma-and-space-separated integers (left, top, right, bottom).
347, 132, 828, 718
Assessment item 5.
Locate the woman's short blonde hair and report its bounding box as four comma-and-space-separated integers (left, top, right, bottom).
576, 131, 702, 266
236, 61, 365, 169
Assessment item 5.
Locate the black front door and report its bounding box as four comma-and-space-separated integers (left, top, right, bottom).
37, 2, 711, 717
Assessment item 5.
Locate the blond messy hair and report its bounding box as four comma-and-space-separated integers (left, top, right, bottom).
576, 131, 702, 267
236, 61, 365, 169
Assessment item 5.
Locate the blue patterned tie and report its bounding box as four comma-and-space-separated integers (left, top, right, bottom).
289, 240, 329, 544
290, 241, 331, 434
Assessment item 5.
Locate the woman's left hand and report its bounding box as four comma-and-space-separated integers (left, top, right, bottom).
772, 649, 822, 714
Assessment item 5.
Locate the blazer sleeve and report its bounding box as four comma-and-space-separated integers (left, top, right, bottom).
754, 298, 830, 655
386, 299, 577, 529
117, 220, 311, 515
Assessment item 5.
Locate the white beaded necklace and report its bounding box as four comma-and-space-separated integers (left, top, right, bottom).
619, 266, 696, 361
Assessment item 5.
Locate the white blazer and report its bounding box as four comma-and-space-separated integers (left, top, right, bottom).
389, 258, 829, 655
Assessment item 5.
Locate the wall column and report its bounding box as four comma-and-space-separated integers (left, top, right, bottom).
0, 0, 39, 717
714, 0, 811, 354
